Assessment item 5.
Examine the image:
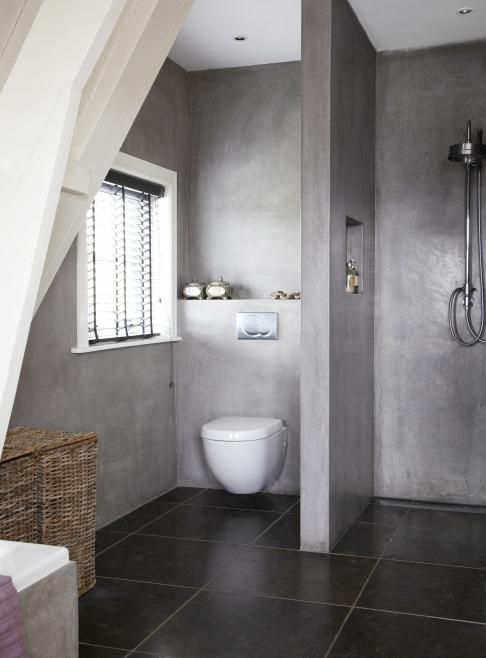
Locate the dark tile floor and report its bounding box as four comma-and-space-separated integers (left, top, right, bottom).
80, 490, 486, 657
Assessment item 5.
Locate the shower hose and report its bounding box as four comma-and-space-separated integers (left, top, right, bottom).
449, 163, 486, 345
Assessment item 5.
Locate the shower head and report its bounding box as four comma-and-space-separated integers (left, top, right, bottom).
449, 120, 486, 165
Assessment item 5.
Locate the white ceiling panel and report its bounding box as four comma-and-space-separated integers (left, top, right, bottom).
348, 0, 486, 52
169, 0, 301, 71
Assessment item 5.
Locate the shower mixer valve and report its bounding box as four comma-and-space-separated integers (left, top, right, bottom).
448, 120, 486, 345
462, 285, 475, 310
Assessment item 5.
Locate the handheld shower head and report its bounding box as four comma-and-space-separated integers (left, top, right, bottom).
449, 120, 486, 165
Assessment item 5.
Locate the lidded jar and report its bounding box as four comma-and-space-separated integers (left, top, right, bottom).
183, 278, 206, 300
206, 276, 232, 300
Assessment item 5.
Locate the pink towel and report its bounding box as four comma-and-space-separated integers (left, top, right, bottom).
0, 576, 26, 658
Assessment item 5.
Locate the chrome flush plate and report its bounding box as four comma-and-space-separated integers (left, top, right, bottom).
237, 312, 278, 340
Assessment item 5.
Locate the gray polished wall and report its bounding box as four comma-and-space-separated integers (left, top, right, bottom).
375, 41, 486, 504
187, 62, 301, 299
10, 59, 188, 528
301, 0, 375, 551
328, 0, 376, 545
175, 61, 302, 493
123, 57, 190, 290
176, 300, 301, 493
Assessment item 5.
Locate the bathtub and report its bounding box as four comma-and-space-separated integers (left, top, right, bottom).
0, 540, 69, 591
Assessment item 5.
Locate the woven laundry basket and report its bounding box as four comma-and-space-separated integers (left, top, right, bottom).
2, 427, 97, 595
0, 447, 37, 543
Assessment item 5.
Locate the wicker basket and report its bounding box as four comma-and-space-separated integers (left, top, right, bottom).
2, 427, 97, 596
0, 449, 37, 543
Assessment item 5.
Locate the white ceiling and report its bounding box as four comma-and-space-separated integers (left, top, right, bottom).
349, 0, 486, 52
170, 0, 486, 71
169, 0, 301, 71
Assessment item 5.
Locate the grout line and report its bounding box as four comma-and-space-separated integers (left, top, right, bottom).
355, 520, 402, 528
250, 500, 299, 545
126, 537, 248, 656
180, 502, 288, 514
95, 489, 209, 557
374, 555, 486, 572
323, 556, 382, 658
178, 488, 209, 504
204, 585, 353, 609
285, 499, 300, 513
323, 513, 408, 658
79, 641, 132, 653
354, 605, 486, 627
96, 575, 199, 590
125, 587, 202, 657
328, 550, 486, 573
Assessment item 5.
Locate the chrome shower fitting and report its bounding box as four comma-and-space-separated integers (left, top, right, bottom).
448, 121, 486, 346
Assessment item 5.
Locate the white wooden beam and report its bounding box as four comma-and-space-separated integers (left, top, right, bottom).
0, 0, 127, 453
0, 0, 43, 93
36, 0, 194, 312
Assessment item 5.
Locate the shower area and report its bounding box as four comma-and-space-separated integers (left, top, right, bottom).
301, 0, 486, 553
373, 41, 486, 509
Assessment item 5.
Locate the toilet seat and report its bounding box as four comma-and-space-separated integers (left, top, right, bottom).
201, 416, 283, 442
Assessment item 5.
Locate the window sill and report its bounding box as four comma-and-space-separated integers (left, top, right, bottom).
71, 336, 182, 354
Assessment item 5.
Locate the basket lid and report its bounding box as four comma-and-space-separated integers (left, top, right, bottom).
2, 427, 97, 462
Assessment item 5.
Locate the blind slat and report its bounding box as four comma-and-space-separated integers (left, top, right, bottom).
87, 179, 160, 344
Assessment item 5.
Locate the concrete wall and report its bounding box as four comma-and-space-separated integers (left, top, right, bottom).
10, 59, 188, 527
176, 61, 302, 492
375, 41, 486, 504
301, 0, 375, 551
301, 0, 333, 552
123, 57, 189, 291
329, 0, 376, 544
176, 300, 301, 493
187, 62, 301, 299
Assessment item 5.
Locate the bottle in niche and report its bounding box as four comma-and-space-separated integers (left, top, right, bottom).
346, 259, 359, 294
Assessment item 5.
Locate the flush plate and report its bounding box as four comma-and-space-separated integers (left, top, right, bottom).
237, 312, 278, 340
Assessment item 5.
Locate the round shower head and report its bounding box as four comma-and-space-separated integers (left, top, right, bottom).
449, 121, 486, 164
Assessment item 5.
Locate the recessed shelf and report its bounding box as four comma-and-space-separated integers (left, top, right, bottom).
346, 216, 364, 294
178, 298, 301, 302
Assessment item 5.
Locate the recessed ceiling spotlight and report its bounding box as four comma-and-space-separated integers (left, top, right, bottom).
234, 35, 247, 41
457, 7, 473, 14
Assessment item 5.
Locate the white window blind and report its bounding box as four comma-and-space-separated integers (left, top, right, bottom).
86, 171, 165, 344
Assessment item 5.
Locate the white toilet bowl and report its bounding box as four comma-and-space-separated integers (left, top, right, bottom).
201, 416, 287, 494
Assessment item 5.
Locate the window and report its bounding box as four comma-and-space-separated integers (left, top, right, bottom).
73, 153, 178, 353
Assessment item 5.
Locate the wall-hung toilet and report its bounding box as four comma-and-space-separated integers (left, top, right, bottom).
201, 416, 287, 494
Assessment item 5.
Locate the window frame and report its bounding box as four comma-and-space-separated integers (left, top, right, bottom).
72, 152, 180, 354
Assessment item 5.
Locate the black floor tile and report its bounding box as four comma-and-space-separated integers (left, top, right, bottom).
102, 502, 175, 534
78, 577, 191, 651
189, 488, 299, 512
96, 531, 127, 555
253, 514, 300, 549
96, 533, 241, 587
153, 487, 205, 504
79, 646, 127, 658
357, 502, 409, 526
332, 522, 395, 558
139, 505, 279, 543
139, 590, 347, 658
328, 608, 486, 657
412, 500, 486, 515
209, 546, 375, 605
384, 509, 486, 567
359, 559, 486, 623
405, 508, 486, 532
